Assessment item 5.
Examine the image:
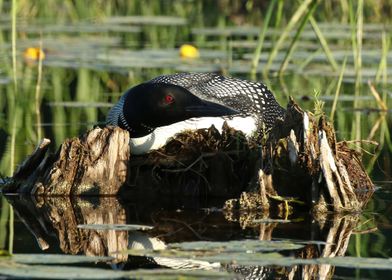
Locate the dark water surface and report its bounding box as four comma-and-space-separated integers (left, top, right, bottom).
1, 182, 392, 279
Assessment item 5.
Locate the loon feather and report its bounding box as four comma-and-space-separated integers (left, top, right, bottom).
148, 73, 285, 128
106, 92, 127, 127
106, 73, 286, 154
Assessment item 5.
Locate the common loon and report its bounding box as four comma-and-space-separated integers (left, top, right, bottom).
107, 73, 285, 154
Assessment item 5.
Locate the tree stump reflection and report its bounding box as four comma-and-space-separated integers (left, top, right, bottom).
7, 195, 365, 279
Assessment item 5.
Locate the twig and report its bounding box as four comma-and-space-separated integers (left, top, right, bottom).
368, 80, 388, 111
161, 154, 206, 173
339, 140, 378, 145
353, 227, 378, 234
367, 114, 386, 141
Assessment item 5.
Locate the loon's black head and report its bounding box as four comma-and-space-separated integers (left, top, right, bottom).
121, 83, 238, 137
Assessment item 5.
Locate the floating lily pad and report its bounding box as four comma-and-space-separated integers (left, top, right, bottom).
131, 248, 392, 271
130, 268, 232, 279
127, 239, 304, 267
168, 239, 304, 252
12, 254, 114, 264
0, 259, 231, 279
0, 260, 127, 279
318, 257, 392, 270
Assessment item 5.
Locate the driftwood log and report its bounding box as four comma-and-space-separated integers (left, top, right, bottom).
2, 99, 374, 213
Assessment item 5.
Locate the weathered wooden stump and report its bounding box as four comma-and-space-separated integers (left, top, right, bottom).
4, 127, 130, 195
224, 98, 374, 214
2, 99, 374, 213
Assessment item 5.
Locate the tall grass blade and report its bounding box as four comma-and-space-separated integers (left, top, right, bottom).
11, 0, 17, 91
330, 57, 347, 122
375, 32, 389, 84
381, 119, 392, 153
0, 197, 10, 250
264, 0, 315, 76
298, 48, 322, 71
250, 0, 277, 80
8, 0, 17, 256
349, 0, 363, 144
278, 0, 319, 74
35, 38, 44, 141
10, 0, 17, 176
309, 16, 339, 71
368, 81, 387, 111
366, 114, 384, 141
8, 206, 13, 254
274, 0, 284, 29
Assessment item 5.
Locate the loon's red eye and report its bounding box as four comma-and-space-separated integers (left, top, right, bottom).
164, 94, 174, 104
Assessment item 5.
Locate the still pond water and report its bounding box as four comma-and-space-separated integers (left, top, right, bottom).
1, 6, 392, 279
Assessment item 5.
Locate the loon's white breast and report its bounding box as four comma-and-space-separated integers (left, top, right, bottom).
130, 116, 257, 155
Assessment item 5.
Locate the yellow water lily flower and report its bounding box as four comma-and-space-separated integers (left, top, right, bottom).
179, 44, 199, 59
23, 47, 46, 61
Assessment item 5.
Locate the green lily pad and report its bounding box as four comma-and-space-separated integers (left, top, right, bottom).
12, 254, 114, 264
0, 260, 127, 279
0, 259, 231, 279
169, 239, 304, 252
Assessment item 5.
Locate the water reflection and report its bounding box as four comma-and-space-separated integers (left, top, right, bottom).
4, 194, 369, 279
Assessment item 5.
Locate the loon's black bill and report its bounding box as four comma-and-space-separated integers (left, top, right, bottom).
185, 100, 239, 117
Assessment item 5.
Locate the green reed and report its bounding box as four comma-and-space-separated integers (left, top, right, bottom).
250, 0, 276, 80
0, 197, 9, 252
51, 69, 68, 145
330, 57, 347, 121
350, 0, 364, 144
34, 38, 44, 141
264, 0, 316, 75
375, 32, 390, 85
10, 0, 17, 176
274, 0, 284, 29
278, 0, 319, 74
0, 0, 390, 174
309, 16, 338, 71
9, 0, 392, 24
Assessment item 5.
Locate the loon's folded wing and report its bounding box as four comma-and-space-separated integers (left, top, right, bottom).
148, 73, 285, 129
106, 92, 129, 128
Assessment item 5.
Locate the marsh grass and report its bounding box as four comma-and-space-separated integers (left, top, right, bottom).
34, 38, 43, 141
0, 2, 391, 278
330, 57, 347, 121
375, 32, 390, 84
0, 197, 9, 251
6, 6, 392, 179
9, 0, 17, 176
0, 1, 389, 187
309, 16, 339, 71
263, 0, 315, 75
278, 0, 319, 74
350, 0, 364, 143
250, 0, 276, 80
